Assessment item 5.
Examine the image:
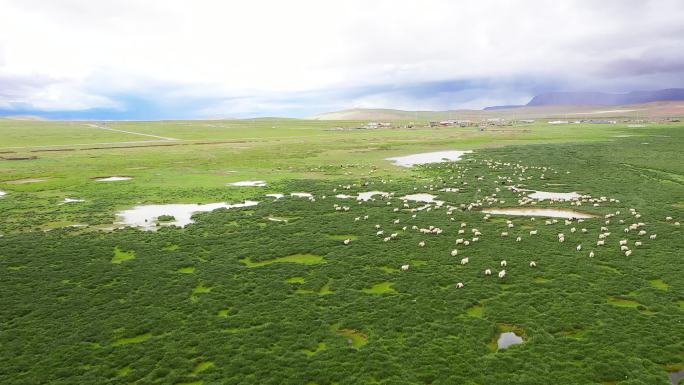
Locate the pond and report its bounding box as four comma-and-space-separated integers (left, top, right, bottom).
115, 200, 259, 230
386, 150, 473, 167
95, 176, 132, 182
401, 193, 444, 206
60, 198, 85, 204
227, 180, 267, 187
482, 208, 597, 219
528, 191, 582, 201
669, 369, 684, 385
497, 332, 523, 350
357, 191, 389, 201
4, 178, 49, 184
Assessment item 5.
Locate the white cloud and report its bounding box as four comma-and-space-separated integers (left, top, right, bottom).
0, 0, 682, 115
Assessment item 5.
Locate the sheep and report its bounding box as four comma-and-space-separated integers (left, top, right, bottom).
620, 245, 629, 251
601, 226, 609, 232
589, 251, 595, 258
458, 229, 465, 235
638, 230, 646, 236
376, 230, 384, 236
464, 240, 471, 246
581, 228, 588, 233
619, 239, 628, 246
383, 237, 391, 242
343, 239, 351, 245
456, 238, 464, 244
596, 240, 605, 246
501, 232, 508, 237
666, 216, 673, 221
472, 237, 479, 242
500, 260, 507, 267
451, 249, 459, 257
418, 241, 425, 247
576, 244, 582, 251
516, 236, 522, 242
484, 269, 492, 276
460, 257, 469, 265
498, 270, 506, 279
559, 237, 565, 243
401, 264, 410, 271
650, 234, 657, 240
529, 230, 538, 236
625, 250, 632, 257
455, 282, 465, 289
529, 261, 537, 267
634, 241, 642, 247
570, 227, 576, 233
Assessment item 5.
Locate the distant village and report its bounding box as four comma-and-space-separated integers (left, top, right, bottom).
350, 117, 668, 130
323, 116, 678, 131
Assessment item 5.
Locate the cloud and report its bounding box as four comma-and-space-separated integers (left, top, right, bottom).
0, 0, 683, 118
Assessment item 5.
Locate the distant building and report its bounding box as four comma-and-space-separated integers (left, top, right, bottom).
362, 122, 392, 129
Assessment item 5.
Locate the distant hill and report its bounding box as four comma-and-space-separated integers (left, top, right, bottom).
1, 115, 47, 121
483, 105, 524, 111
311, 101, 684, 120
527, 88, 684, 106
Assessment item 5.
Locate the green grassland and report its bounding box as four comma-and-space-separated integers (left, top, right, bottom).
0, 118, 682, 384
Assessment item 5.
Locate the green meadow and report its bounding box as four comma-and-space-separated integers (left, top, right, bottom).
0, 118, 682, 384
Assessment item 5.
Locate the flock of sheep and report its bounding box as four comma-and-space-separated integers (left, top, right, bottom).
328, 157, 679, 291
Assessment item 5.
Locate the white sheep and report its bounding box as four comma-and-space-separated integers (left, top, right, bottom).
460, 257, 469, 265
451, 249, 459, 257
516, 236, 522, 242
501, 232, 508, 237
343, 239, 351, 245
638, 230, 646, 236
596, 240, 605, 246
576, 244, 582, 251
418, 241, 425, 247
625, 250, 632, 257
529, 261, 537, 267
455, 282, 465, 289
401, 264, 410, 271
589, 251, 595, 258
529, 230, 538, 235
619, 239, 627, 246
500, 260, 507, 267
620, 245, 629, 251
498, 270, 506, 279
634, 241, 642, 247
484, 269, 492, 276
649, 234, 657, 240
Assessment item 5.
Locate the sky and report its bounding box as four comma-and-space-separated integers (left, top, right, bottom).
1, 0, 683, 119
